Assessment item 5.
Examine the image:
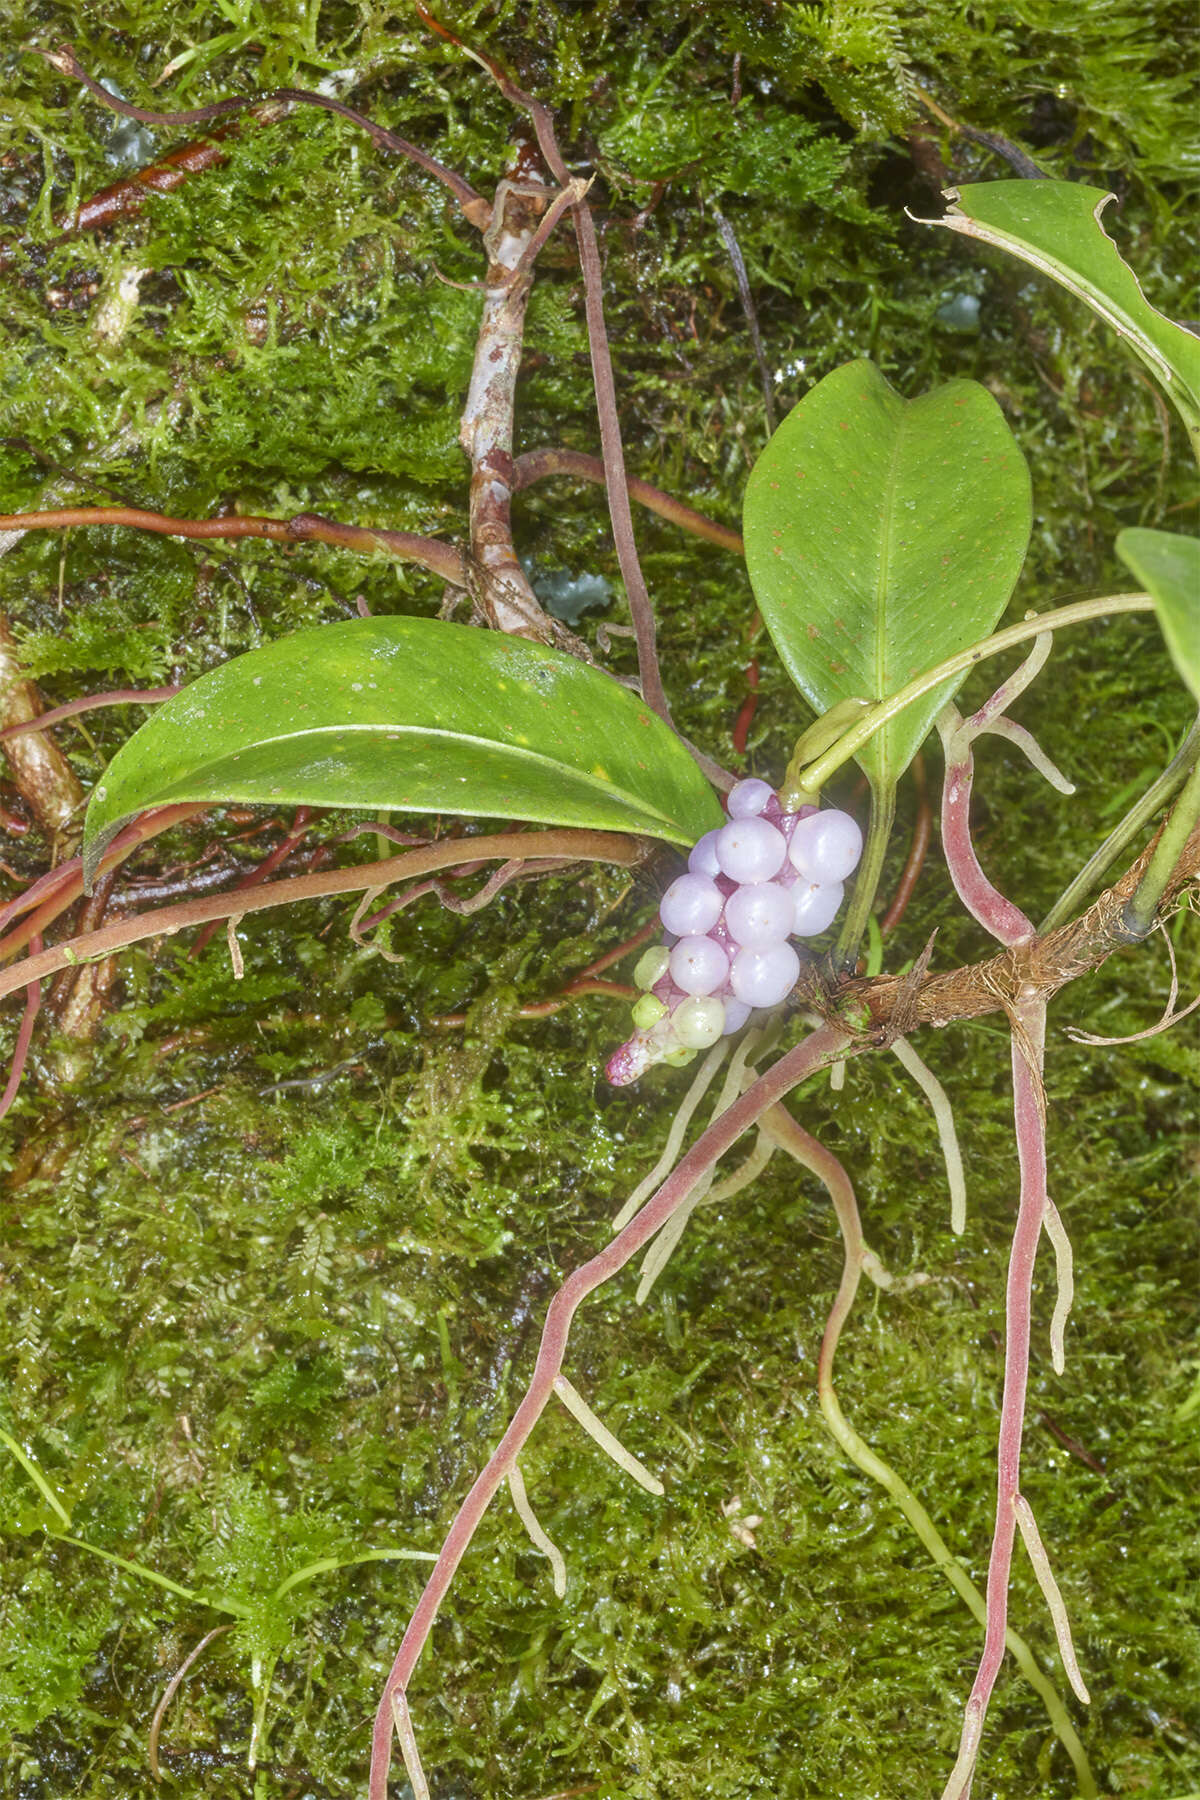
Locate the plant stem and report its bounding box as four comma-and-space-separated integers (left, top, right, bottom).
1121, 751, 1200, 938
0, 829, 643, 998
0, 505, 469, 586
759, 1105, 1096, 1798
513, 448, 744, 554
1039, 716, 1200, 932
835, 776, 894, 970
941, 999, 1052, 1800
367, 1023, 850, 1800
795, 593, 1152, 796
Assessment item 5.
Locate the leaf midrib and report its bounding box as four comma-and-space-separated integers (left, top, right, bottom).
120, 721, 684, 828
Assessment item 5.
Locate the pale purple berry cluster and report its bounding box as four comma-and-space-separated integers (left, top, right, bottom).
605, 779, 863, 1085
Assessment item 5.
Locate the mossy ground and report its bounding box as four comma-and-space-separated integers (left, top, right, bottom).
0, 3, 1197, 1795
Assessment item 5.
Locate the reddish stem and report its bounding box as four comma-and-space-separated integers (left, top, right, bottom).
0, 932, 41, 1122
0, 829, 643, 1003
367, 1022, 849, 1799
0, 804, 205, 959
880, 753, 932, 937
38, 43, 490, 226
188, 808, 317, 957
513, 449, 744, 555
731, 658, 760, 757
0, 507, 467, 587
0, 687, 179, 743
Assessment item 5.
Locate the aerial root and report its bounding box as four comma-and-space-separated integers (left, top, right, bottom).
972, 714, 1076, 793
1067, 914, 1200, 1044
637, 1126, 775, 1302
1013, 1494, 1090, 1705
633, 1028, 774, 1296
890, 1034, 967, 1233
390, 1689, 432, 1800
147, 1623, 232, 1779
553, 1376, 664, 1496
1041, 1196, 1075, 1376
610, 1042, 729, 1232
761, 1094, 1095, 1800
507, 1462, 567, 1597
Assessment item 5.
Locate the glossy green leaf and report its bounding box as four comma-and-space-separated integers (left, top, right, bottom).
742, 359, 1032, 788
924, 181, 1200, 460
82, 618, 722, 884
1116, 529, 1200, 701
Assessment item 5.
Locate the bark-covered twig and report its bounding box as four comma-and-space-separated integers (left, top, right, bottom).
458, 147, 580, 645
414, 5, 672, 719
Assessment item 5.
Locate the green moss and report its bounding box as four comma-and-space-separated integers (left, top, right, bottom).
0, 2, 1197, 1796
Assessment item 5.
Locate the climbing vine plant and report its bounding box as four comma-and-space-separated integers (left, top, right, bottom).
0, 6, 1197, 1799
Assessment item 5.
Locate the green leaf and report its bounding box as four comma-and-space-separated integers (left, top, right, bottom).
82, 618, 721, 883
922, 181, 1200, 460
1116, 529, 1200, 701
742, 359, 1032, 788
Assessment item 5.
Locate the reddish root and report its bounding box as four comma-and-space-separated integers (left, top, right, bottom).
189, 808, 318, 958
513, 448, 744, 556
0, 932, 42, 1123
0, 505, 468, 587
0, 686, 179, 744
367, 1023, 849, 1799
880, 752, 932, 936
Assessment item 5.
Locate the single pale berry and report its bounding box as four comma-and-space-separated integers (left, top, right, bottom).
724, 880, 795, 947
792, 879, 844, 937
659, 871, 724, 936
787, 809, 863, 883
721, 998, 753, 1035
687, 829, 723, 878
715, 816, 787, 884
726, 777, 774, 818
669, 935, 729, 996
674, 995, 727, 1049
633, 945, 671, 990
729, 940, 800, 1007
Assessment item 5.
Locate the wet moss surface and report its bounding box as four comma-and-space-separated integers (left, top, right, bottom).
0, 3, 1198, 1796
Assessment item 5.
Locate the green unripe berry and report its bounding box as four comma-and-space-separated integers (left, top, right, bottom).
632, 993, 668, 1029
663, 1046, 698, 1067
633, 945, 671, 990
